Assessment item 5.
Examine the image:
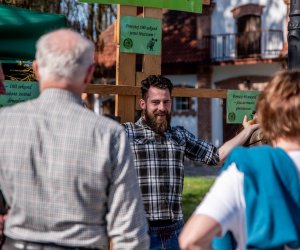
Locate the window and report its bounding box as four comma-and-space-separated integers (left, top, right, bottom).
236, 15, 261, 57
232, 4, 264, 58
173, 97, 191, 111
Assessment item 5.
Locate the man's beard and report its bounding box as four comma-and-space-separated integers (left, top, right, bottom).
144, 109, 171, 134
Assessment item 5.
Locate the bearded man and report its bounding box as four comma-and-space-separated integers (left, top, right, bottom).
123, 75, 258, 250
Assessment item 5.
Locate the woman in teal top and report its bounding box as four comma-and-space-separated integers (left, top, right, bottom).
179, 70, 300, 250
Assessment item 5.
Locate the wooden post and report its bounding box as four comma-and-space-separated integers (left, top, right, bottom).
115, 5, 137, 123
115, 5, 162, 123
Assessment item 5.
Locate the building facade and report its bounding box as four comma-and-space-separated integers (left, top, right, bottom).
96, 0, 288, 145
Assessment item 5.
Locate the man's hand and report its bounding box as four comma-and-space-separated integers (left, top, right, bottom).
242, 114, 258, 129
218, 115, 259, 164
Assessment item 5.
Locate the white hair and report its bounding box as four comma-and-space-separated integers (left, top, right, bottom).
36, 29, 95, 84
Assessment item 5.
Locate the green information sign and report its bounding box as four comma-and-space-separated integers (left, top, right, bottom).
120, 16, 161, 55
0, 81, 40, 107
226, 90, 260, 124
79, 0, 202, 13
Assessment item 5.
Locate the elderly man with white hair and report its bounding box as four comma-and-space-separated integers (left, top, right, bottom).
0, 29, 149, 250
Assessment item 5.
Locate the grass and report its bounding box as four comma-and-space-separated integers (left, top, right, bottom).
182, 177, 215, 221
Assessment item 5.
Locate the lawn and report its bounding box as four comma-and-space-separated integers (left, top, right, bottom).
182, 177, 215, 221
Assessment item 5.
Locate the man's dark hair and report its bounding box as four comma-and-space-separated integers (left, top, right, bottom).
141, 75, 173, 99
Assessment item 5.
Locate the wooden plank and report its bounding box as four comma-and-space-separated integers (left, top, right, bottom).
142, 8, 162, 75
173, 88, 227, 99
143, 7, 163, 18
115, 4, 137, 45
116, 5, 137, 123
203, 0, 210, 5
85, 85, 228, 99
136, 7, 162, 109
143, 55, 161, 75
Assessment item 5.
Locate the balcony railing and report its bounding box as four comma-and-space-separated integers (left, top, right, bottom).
202, 30, 284, 62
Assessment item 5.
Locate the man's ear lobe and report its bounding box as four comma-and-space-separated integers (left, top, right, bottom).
139, 98, 146, 110
84, 64, 95, 85
33, 61, 40, 81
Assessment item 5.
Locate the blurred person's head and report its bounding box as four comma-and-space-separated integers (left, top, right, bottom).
140, 75, 173, 134
0, 63, 5, 94
257, 70, 300, 144
33, 29, 95, 96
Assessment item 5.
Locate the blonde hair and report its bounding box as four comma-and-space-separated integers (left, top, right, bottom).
257, 70, 300, 142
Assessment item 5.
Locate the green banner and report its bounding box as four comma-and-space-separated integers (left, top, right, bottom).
0, 81, 40, 107
79, 0, 202, 13
121, 16, 161, 55
226, 90, 260, 124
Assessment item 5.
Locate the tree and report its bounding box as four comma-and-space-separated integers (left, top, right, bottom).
0, 0, 116, 45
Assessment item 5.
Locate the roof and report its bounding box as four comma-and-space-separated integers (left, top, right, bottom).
96, 10, 207, 68
96, 24, 116, 68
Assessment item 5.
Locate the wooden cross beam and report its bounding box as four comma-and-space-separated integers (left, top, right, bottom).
85, 84, 227, 99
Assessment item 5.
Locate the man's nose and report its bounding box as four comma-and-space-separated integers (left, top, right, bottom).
158, 102, 167, 111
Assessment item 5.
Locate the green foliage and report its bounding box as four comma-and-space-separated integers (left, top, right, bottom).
182, 177, 215, 221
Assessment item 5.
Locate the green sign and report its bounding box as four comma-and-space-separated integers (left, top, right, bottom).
226, 90, 260, 124
0, 81, 40, 107
79, 0, 202, 13
120, 16, 161, 55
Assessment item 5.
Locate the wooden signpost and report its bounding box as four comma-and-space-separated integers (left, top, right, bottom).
81, 0, 227, 124
79, 1, 236, 249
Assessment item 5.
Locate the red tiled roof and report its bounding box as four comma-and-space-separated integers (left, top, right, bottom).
96, 11, 207, 68
96, 24, 116, 68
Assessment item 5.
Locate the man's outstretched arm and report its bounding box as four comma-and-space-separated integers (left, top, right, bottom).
218, 116, 259, 164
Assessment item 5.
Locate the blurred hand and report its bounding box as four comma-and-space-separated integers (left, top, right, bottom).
243, 115, 258, 129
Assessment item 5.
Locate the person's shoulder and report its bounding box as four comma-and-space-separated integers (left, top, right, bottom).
230, 145, 273, 157
169, 125, 186, 133
0, 98, 36, 116
122, 121, 143, 131
169, 126, 197, 140
84, 112, 124, 136
224, 145, 274, 173
122, 121, 134, 128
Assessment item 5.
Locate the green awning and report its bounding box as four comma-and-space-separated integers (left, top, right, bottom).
0, 4, 67, 62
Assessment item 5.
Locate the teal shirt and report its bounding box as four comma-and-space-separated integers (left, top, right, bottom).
213, 146, 300, 250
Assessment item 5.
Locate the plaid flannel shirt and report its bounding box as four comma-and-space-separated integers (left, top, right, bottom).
123, 117, 219, 221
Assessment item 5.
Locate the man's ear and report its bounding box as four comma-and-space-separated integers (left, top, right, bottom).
139, 98, 146, 110
83, 64, 95, 85
33, 60, 40, 81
